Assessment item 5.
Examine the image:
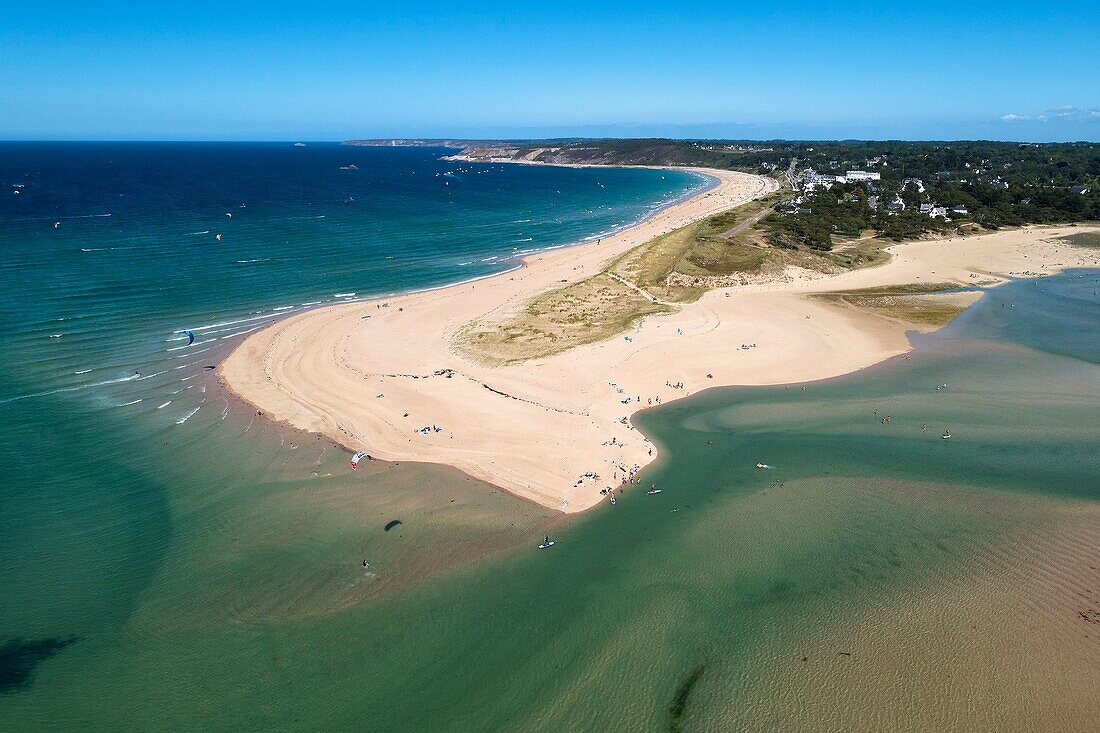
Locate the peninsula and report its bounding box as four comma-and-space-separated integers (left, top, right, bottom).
222, 155, 1097, 512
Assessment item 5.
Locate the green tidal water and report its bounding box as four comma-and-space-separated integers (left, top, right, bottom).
3, 265, 1099, 729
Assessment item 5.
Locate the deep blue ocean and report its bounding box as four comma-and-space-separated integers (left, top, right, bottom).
0, 143, 705, 390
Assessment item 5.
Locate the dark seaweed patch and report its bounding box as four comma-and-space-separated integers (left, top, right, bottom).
384, 520, 403, 532
668, 663, 705, 732
0, 636, 78, 693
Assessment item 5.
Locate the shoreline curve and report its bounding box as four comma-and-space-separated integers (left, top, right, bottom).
220, 163, 1094, 513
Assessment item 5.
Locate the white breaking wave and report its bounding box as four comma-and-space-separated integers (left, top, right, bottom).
176, 406, 200, 424
173, 346, 213, 358
220, 323, 270, 339
0, 372, 141, 404
184, 312, 282, 334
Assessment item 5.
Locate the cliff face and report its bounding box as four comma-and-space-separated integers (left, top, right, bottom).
445, 146, 619, 165
341, 140, 608, 163
447, 143, 711, 167
341, 139, 700, 167
342, 139, 483, 148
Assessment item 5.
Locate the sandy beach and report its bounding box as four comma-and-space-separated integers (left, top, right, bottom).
221, 167, 1097, 513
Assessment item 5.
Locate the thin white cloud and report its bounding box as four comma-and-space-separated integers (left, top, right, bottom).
1000, 106, 1099, 124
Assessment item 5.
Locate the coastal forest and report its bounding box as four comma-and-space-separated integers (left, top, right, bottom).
558, 139, 1099, 247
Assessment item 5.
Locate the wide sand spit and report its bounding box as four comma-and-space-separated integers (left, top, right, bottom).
221, 166, 1097, 512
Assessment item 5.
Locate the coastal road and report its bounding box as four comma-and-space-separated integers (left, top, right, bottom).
717, 163, 790, 240
606, 272, 677, 306
785, 156, 798, 189
717, 203, 776, 240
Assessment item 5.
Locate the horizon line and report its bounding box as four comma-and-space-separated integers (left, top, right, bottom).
2, 137, 1098, 145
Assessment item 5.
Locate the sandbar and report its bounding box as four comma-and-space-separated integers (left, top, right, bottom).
221, 166, 1097, 512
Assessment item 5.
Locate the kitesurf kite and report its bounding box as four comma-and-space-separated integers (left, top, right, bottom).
351, 450, 371, 469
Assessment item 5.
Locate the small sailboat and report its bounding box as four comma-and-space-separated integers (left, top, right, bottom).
538, 535, 555, 550
942, 430, 952, 440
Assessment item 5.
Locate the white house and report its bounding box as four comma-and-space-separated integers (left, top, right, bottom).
901, 177, 925, 193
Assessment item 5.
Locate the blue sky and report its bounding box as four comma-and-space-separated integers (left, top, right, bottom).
2, 1, 1097, 141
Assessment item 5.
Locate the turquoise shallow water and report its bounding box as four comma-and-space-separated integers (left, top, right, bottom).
2, 145, 1098, 730
0, 143, 703, 716
5, 270, 1094, 731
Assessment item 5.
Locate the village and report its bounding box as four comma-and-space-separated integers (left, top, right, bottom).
756, 145, 1096, 247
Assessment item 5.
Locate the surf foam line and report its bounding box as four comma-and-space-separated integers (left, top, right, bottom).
171, 319, 276, 343
0, 373, 141, 404
173, 347, 214, 359
9, 213, 112, 223
220, 323, 271, 339
176, 406, 200, 424
184, 312, 285, 334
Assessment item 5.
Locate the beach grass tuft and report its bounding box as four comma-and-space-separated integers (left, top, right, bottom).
814, 282, 968, 327
454, 274, 673, 365
1059, 231, 1100, 248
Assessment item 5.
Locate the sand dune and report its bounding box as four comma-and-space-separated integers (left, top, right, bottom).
221, 167, 1098, 512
